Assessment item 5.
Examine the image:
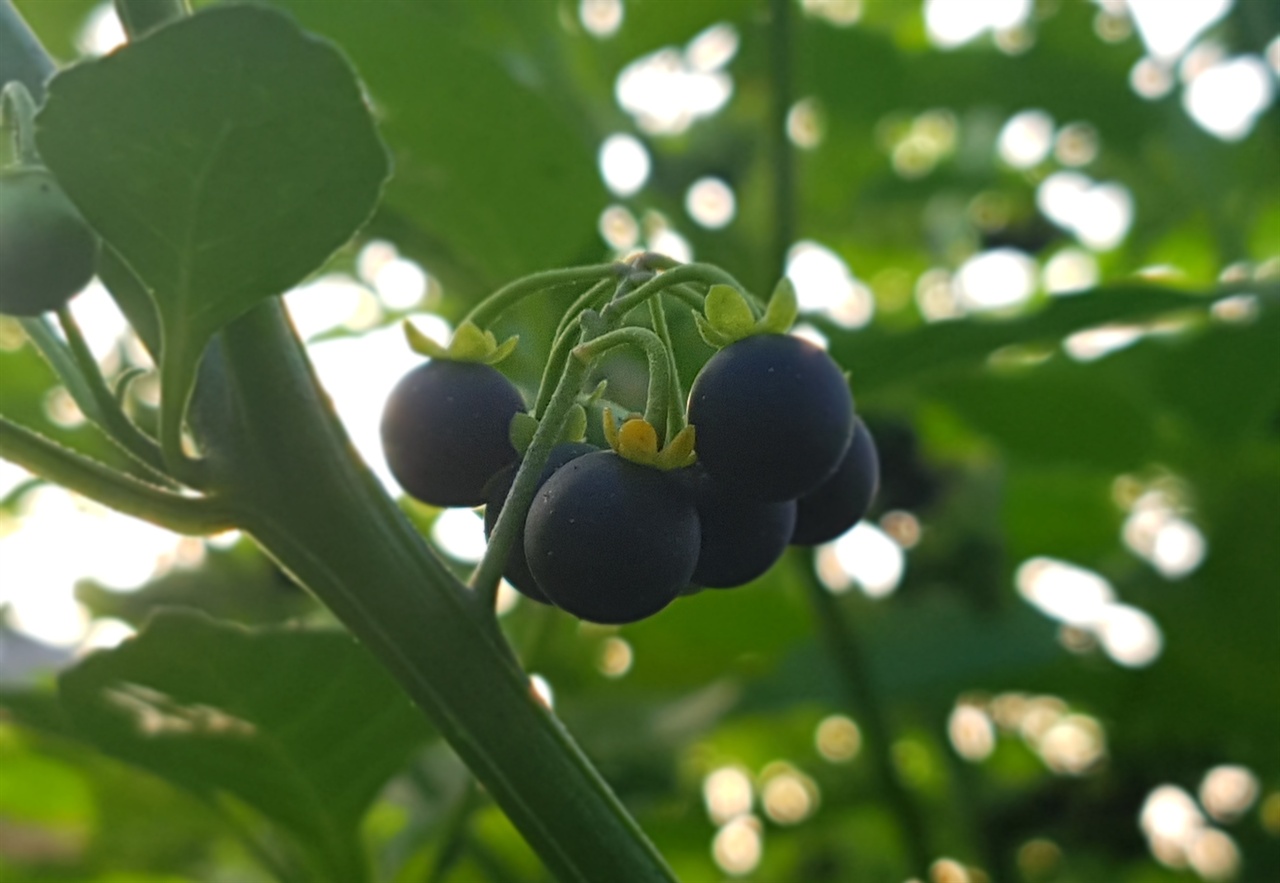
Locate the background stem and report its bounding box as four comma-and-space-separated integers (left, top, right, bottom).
796, 551, 931, 876
768, 0, 796, 280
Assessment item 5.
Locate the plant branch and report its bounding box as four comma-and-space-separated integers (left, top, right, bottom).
53, 306, 195, 486
462, 263, 623, 330
573, 326, 672, 439
646, 296, 685, 442
602, 262, 748, 322
795, 550, 931, 876
0, 415, 236, 534
472, 327, 592, 608
1, 80, 38, 166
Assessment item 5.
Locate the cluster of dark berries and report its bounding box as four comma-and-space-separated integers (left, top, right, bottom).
381, 322, 878, 626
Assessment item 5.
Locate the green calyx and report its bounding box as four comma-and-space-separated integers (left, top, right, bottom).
403, 319, 517, 365
602, 409, 696, 471
694, 278, 798, 349
509, 404, 587, 456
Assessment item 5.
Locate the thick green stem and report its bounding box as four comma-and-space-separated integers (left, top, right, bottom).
646, 296, 685, 442
602, 263, 748, 322
574, 326, 672, 440
195, 301, 676, 883
795, 550, 931, 876
113, 0, 189, 39
461, 264, 623, 330
0, 415, 235, 534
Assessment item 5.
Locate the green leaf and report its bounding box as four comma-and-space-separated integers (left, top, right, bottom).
508, 411, 538, 454
35, 5, 389, 464
825, 285, 1274, 393
269, 1, 607, 294
57, 610, 432, 883
693, 309, 732, 350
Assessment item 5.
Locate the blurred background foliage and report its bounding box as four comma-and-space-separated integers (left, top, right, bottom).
1, 1, 1277, 882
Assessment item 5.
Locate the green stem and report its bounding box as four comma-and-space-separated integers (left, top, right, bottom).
53, 307, 190, 486
0, 80, 38, 166
461, 264, 623, 330
602, 263, 748, 322
795, 550, 931, 877
113, 0, 189, 39
767, 0, 796, 280
646, 296, 685, 442
552, 277, 614, 344
573, 327, 672, 440
472, 328, 592, 608
0, 415, 236, 534
195, 301, 675, 883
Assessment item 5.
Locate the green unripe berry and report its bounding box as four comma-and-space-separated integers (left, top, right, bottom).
0, 167, 98, 317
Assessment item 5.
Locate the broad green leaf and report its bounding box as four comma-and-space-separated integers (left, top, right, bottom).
35, 5, 389, 463
269, 1, 607, 295
57, 610, 432, 883
825, 285, 1274, 394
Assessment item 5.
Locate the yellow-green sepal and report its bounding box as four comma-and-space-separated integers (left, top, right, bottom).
760, 277, 799, 334
695, 279, 798, 349
509, 412, 539, 455
403, 319, 518, 365
602, 409, 697, 470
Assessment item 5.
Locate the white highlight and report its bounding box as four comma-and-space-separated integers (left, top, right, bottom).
1126, 0, 1233, 61
1183, 55, 1275, 141
997, 110, 1055, 169
924, 0, 1032, 49
685, 177, 736, 229
955, 248, 1038, 311
1037, 172, 1134, 251
599, 134, 651, 197
831, 523, 904, 598
431, 508, 487, 563
785, 241, 874, 328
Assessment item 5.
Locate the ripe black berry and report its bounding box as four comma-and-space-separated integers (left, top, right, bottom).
791, 416, 879, 546
683, 467, 796, 588
380, 359, 526, 507
687, 334, 854, 502
483, 441, 598, 603
0, 168, 97, 317
524, 451, 699, 624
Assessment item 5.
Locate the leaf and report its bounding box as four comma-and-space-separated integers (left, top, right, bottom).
56, 610, 432, 883
825, 285, 1275, 393
35, 5, 389, 463
760, 277, 799, 334
269, 1, 607, 294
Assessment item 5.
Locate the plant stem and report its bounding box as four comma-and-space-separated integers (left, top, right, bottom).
0, 415, 236, 534
53, 306, 189, 485
472, 328, 591, 608
196, 300, 676, 882
602, 263, 748, 322
767, 0, 796, 280
462, 264, 623, 330
113, 0, 189, 39
646, 296, 685, 442
573, 326, 672, 441
795, 550, 931, 877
